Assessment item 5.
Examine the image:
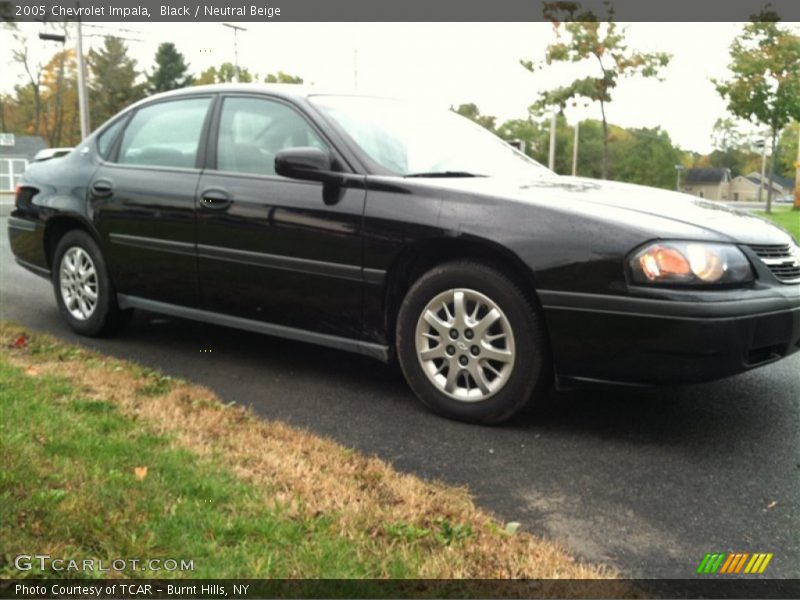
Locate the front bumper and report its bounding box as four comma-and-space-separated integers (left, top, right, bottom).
541, 288, 800, 389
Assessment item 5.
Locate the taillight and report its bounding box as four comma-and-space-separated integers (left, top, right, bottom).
14, 185, 38, 210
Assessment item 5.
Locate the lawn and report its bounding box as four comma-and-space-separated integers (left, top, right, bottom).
0, 322, 628, 591
756, 205, 800, 240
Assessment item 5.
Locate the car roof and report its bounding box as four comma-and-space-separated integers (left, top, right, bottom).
143, 83, 373, 103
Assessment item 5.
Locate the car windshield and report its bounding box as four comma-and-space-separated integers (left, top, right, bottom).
310, 95, 552, 179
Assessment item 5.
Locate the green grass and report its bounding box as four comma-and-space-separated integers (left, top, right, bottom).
0, 323, 623, 587
756, 205, 800, 240
0, 360, 417, 579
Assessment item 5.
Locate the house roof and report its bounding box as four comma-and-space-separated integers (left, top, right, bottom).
685, 168, 730, 184
745, 171, 795, 191
0, 135, 47, 160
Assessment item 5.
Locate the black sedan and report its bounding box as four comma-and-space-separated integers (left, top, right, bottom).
8, 84, 800, 423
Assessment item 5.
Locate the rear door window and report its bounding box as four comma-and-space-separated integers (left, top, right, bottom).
118, 97, 211, 169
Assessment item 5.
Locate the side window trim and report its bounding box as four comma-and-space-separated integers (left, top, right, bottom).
110, 95, 214, 170
96, 112, 132, 163
196, 94, 220, 171
208, 93, 352, 177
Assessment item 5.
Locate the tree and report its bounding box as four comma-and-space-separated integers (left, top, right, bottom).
40, 49, 80, 147
11, 28, 45, 136
611, 127, 685, 189
263, 71, 303, 84
146, 42, 194, 93
451, 103, 497, 132
714, 17, 800, 212
706, 118, 758, 177
88, 37, 146, 127
194, 62, 256, 85
521, 3, 670, 179
775, 121, 799, 180
496, 116, 541, 158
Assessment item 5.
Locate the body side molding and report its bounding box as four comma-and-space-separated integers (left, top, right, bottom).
116, 294, 390, 362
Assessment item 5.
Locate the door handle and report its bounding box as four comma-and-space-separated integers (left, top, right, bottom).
91, 179, 113, 198
200, 189, 232, 210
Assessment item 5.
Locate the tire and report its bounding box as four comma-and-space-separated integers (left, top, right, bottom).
396, 260, 550, 424
52, 229, 130, 337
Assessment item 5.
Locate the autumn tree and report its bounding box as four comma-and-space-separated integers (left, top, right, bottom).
39, 49, 80, 147
88, 36, 146, 127
714, 17, 800, 212
776, 122, 799, 181
11, 27, 46, 136
521, 3, 671, 179
147, 42, 194, 93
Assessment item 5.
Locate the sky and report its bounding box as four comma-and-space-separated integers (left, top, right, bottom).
2, 21, 797, 153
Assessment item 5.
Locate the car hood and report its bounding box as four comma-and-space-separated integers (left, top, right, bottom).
424, 175, 794, 246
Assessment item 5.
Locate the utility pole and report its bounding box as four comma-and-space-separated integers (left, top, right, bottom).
757, 136, 768, 205
571, 120, 579, 176
222, 23, 247, 83
75, 18, 90, 139
353, 48, 358, 89
567, 99, 589, 177
794, 126, 800, 210
548, 107, 557, 171
674, 164, 684, 192
39, 25, 89, 141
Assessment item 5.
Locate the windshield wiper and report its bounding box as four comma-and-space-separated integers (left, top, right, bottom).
404, 171, 486, 178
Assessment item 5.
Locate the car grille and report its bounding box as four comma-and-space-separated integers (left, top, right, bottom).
748, 244, 800, 283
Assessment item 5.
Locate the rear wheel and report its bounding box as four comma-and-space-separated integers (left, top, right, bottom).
396, 261, 550, 424
52, 230, 130, 336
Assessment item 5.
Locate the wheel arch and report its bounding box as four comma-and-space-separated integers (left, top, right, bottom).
383, 235, 548, 345
43, 214, 103, 269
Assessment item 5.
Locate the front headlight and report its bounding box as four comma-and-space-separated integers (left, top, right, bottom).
629, 241, 754, 286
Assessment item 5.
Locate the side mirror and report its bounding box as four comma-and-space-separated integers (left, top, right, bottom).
275, 147, 341, 184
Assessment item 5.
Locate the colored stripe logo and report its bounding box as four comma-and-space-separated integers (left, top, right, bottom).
696, 552, 773, 574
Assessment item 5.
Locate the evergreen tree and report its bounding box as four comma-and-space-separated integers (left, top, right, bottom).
146, 42, 194, 93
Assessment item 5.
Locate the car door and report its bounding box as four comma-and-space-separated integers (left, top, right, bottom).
92, 95, 214, 307
196, 94, 366, 340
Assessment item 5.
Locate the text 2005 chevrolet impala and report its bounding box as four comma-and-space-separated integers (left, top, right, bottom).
8, 85, 800, 423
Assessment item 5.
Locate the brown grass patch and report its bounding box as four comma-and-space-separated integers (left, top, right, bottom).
1, 322, 633, 588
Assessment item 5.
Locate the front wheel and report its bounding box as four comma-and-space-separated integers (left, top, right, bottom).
52, 229, 130, 337
396, 261, 550, 424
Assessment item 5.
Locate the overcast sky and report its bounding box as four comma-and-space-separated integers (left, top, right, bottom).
3, 21, 798, 153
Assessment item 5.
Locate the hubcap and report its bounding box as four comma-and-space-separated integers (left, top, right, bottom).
415, 288, 515, 402
59, 247, 98, 321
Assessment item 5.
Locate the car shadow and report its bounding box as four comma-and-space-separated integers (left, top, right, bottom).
117, 310, 797, 452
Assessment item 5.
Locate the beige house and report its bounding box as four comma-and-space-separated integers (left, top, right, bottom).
729, 172, 794, 202
682, 168, 731, 200
683, 169, 795, 202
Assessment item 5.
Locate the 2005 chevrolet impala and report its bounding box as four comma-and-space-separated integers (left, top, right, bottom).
8, 85, 800, 423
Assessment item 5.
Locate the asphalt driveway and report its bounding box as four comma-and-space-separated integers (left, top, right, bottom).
1, 217, 798, 579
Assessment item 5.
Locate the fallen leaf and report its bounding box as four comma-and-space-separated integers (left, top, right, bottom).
13, 335, 28, 348
766, 500, 778, 509
134, 466, 148, 481
505, 521, 521, 534
25, 366, 39, 376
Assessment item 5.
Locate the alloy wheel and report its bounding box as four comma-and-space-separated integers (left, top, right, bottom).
59, 247, 99, 321
414, 288, 515, 402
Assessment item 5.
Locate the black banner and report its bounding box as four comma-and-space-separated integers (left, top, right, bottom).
2, 0, 800, 23
2, 579, 800, 599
